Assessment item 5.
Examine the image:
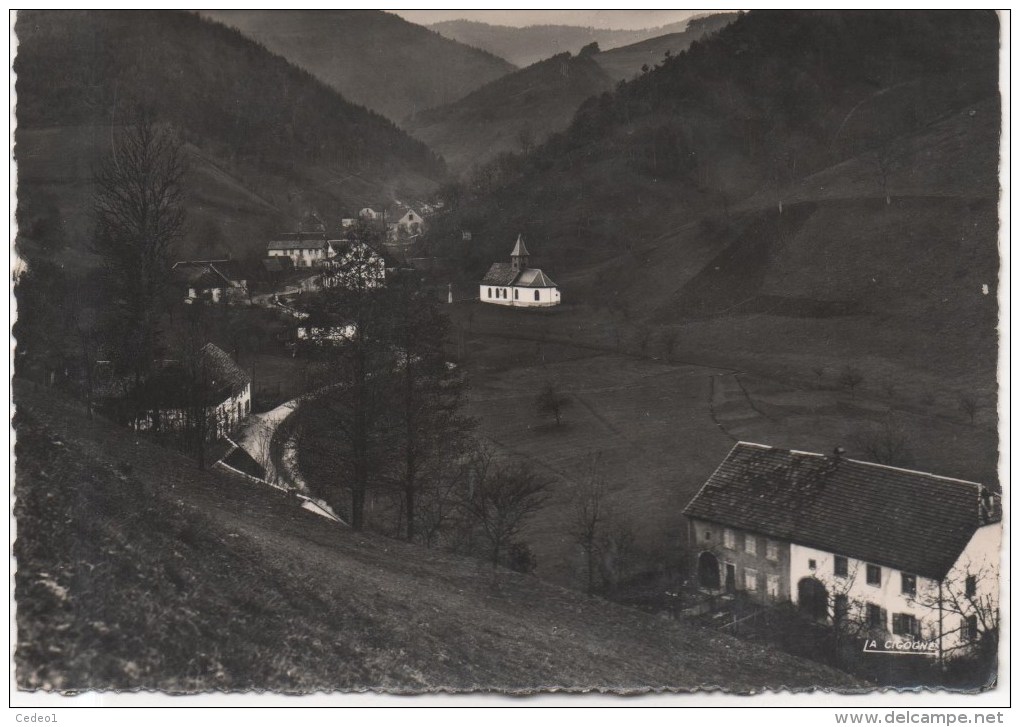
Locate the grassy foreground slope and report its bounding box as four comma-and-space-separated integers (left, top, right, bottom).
13, 385, 861, 692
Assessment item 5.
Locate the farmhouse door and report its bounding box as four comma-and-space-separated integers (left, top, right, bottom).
698, 552, 721, 589
724, 563, 736, 592
798, 577, 829, 621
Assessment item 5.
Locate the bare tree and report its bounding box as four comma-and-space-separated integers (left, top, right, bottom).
516, 125, 536, 156
872, 148, 894, 206
811, 365, 826, 388
535, 381, 570, 427
458, 449, 549, 569
299, 278, 396, 530
387, 276, 474, 543
68, 282, 99, 419
570, 451, 609, 594
851, 415, 914, 468
838, 364, 864, 399
915, 563, 1000, 665
91, 107, 186, 384
959, 394, 980, 425
660, 329, 679, 360
635, 325, 653, 355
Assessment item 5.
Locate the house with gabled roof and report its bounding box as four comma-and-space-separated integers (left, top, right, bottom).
479, 235, 561, 308
684, 442, 1000, 659
386, 205, 425, 240
267, 232, 329, 268
172, 259, 248, 304
134, 343, 252, 442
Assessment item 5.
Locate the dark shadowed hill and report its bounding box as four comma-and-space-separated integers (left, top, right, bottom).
429, 19, 692, 68
404, 51, 615, 175
201, 10, 516, 122
13, 385, 863, 692
14, 10, 446, 266
428, 10, 999, 404
595, 13, 738, 82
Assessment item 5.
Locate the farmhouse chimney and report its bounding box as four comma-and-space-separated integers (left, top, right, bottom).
833, 446, 846, 462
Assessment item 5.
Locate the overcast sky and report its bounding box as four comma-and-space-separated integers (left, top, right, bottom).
390, 10, 704, 30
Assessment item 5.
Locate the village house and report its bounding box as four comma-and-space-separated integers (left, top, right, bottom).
172, 259, 248, 304
134, 343, 252, 442
386, 205, 425, 241
684, 442, 1001, 660
266, 232, 330, 268
359, 207, 381, 221
320, 238, 386, 290
480, 235, 561, 307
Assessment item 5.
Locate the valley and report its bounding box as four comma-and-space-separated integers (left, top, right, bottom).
12, 9, 1003, 696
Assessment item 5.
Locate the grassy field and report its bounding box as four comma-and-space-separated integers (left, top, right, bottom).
13, 383, 862, 692
450, 298, 999, 593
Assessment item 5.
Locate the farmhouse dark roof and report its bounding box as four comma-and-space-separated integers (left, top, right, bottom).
200, 343, 251, 397
136, 344, 250, 410
209, 261, 246, 283
262, 257, 294, 273
172, 264, 231, 290
481, 262, 517, 286
683, 442, 999, 580
268, 238, 327, 252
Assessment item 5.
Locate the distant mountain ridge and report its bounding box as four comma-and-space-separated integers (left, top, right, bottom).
596, 13, 738, 81
429, 18, 693, 67
405, 51, 615, 174
201, 10, 517, 122
404, 14, 738, 174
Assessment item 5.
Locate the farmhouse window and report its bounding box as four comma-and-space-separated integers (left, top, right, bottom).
514, 289, 519, 300
744, 536, 757, 556
866, 603, 885, 629
964, 615, 979, 641
834, 594, 849, 623
744, 569, 758, 592
892, 613, 920, 637
965, 575, 977, 597
866, 564, 881, 586
765, 540, 779, 561
723, 529, 736, 549
488, 288, 492, 298
766, 574, 780, 598
901, 573, 917, 596
834, 555, 848, 577
704, 530, 711, 541
808, 559, 817, 571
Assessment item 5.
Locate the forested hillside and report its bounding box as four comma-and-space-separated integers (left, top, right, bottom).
201, 10, 516, 122
429, 11, 999, 401
595, 13, 737, 81
405, 50, 614, 174
14, 10, 447, 265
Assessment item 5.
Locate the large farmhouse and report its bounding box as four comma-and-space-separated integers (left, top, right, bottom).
134, 343, 252, 442
480, 235, 561, 307
684, 442, 1001, 660
267, 232, 329, 268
